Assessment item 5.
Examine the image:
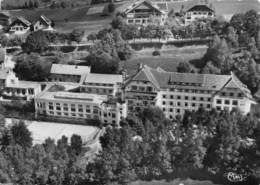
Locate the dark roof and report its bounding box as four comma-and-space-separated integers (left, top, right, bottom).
187, 4, 214, 12
119, 0, 166, 15
39, 15, 52, 26
10, 17, 31, 27
127, 65, 252, 98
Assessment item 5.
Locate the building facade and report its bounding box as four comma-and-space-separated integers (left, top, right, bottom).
48, 64, 91, 83
125, 65, 254, 119
80, 73, 123, 97
35, 91, 127, 126
185, 4, 215, 25
120, 0, 167, 25
0, 69, 42, 101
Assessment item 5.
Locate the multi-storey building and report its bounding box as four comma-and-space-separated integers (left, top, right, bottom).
80, 73, 123, 97
185, 4, 215, 25
125, 65, 254, 119
35, 90, 127, 126
0, 69, 42, 101
119, 0, 167, 25
48, 64, 91, 83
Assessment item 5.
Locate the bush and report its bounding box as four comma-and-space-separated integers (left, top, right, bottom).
152, 50, 161, 56
108, 3, 115, 13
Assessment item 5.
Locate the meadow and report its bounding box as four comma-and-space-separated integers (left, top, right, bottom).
123, 45, 207, 75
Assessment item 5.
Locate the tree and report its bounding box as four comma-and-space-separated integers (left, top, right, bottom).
22, 30, 50, 53
107, 3, 115, 13
244, 10, 260, 38
33, 0, 39, 8
177, 61, 192, 73
230, 13, 245, 34
70, 29, 85, 43
111, 16, 126, 30
87, 33, 97, 43
24, 2, 28, 9
14, 53, 52, 81
10, 121, 32, 148
70, 134, 83, 155
28, 0, 34, 9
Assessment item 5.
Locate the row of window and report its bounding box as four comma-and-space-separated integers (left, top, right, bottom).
162, 95, 211, 102
81, 87, 114, 94
216, 99, 238, 106
219, 92, 243, 98
131, 85, 154, 92
165, 88, 213, 94
162, 102, 211, 109
5, 88, 34, 95
84, 83, 114, 87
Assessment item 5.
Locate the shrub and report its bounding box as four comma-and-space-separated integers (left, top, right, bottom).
152, 50, 161, 56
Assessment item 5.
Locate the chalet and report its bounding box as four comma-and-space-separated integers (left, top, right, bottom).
9, 17, 31, 34
119, 0, 167, 25
185, 4, 215, 25
32, 15, 53, 32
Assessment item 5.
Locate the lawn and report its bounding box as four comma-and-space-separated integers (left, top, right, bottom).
123, 45, 206, 76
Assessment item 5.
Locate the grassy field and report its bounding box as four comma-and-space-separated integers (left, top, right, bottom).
130, 179, 220, 185
123, 46, 206, 76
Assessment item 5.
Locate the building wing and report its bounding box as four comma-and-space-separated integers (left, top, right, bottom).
50, 64, 91, 76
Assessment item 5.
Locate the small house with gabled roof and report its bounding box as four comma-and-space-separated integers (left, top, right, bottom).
9, 16, 31, 34
32, 15, 53, 32
185, 4, 215, 25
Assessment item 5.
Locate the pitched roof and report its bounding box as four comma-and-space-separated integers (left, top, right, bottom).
39, 15, 52, 26
119, 0, 166, 15
187, 4, 214, 12
84, 73, 123, 84
14, 17, 31, 27
127, 65, 251, 96
50, 64, 91, 76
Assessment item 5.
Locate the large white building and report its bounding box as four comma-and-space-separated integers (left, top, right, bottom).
185, 4, 215, 25
119, 0, 167, 25
35, 90, 127, 126
125, 65, 254, 119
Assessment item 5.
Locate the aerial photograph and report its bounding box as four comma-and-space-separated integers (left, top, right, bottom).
0, 0, 259, 184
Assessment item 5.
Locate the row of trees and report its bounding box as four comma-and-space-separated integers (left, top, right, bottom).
0, 119, 85, 185
22, 29, 85, 53
83, 28, 132, 74
86, 107, 260, 185
1, 106, 259, 185
23, 0, 39, 9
